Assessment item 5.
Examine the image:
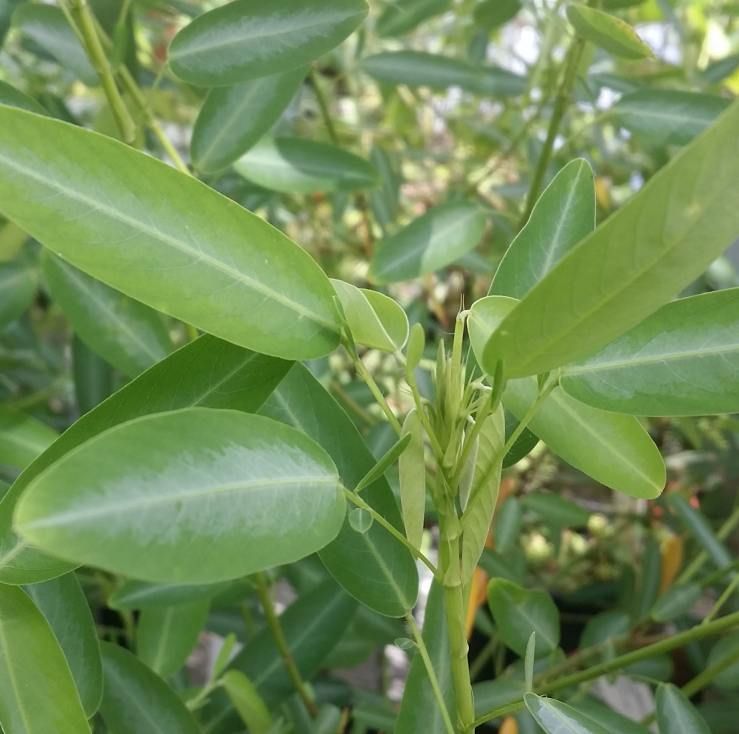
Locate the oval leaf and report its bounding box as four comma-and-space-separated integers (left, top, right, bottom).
15, 409, 346, 583
221, 670, 272, 733
656, 683, 710, 734
109, 579, 230, 610
524, 693, 610, 734
0, 106, 341, 361
566, 4, 652, 59
474, 0, 521, 29
169, 0, 368, 86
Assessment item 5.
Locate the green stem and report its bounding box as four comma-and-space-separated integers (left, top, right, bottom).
678, 504, 739, 584
64, 0, 136, 143
253, 573, 318, 717
703, 574, 739, 624
406, 612, 456, 734
310, 68, 339, 144
354, 356, 403, 435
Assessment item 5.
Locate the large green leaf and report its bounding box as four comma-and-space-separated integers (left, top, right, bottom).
234, 136, 377, 193
491, 159, 595, 299
482, 99, 739, 378
0, 254, 36, 329
25, 574, 103, 717
474, 0, 521, 29
137, 599, 210, 677
0, 80, 46, 114
0, 335, 290, 585
168, 0, 368, 86
361, 51, 525, 96
0, 409, 56, 472
370, 201, 487, 284
376, 0, 450, 37
566, 4, 652, 59
261, 364, 419, 617
612, 90, 730, 147
0, 584, 90, 734
109, 579, 230, 610
560, 289, 739, 417
656, 683, 710, 734
0, 105, 341, 360
524, 693, 610, 734
191, 68, 306, 173
99, 642, 199, 734
15, 409, 346, 583
574, 697, 650, 734
396, 582, 455, 734
43, 252, 172, 377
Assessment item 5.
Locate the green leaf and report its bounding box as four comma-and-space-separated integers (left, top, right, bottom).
560, 289, 739, 417
0, 409, 56, 471
332, 278, 409, 352
0, 106, 342, 361
361, 51, 526, 96
574, 697, 650, 734
99, 642, 199, 734
706, 633, 739, 690
221, 671, 272, 733
261, 365, 419, 617
398, 410, 426, 549
612, 90, 730, 147
137, 599, 209, 677
666, 494, 732, 569
474, 0, 521, 29
0, 79, 47, 115
491, 159, 595, 299
0, 254, 36, 328
12, 4, 97, 84
43, 252, 172, 377
487, 579, 560, 658
0, 334, 290, 585
354, 433, 411, 494
494, 497, 522, 554
0, 584, 90, 734
369, 145, 402, 229
25, 573, 103, 717
376, 0, 450, 37
633, 536, 661, 619
168, 0, 368, 86
461, 407, 505, 582
566, 4, 652, 59
396, 582, 455, 734
109, 579, 230, 610
15, 409, 346, 583
191, 67, 306, 174
521, 492, 590, 527
580, 610, 630, 649
656, 683, 710, 734
370, 201, 487, 284
651, 584, 702, 623
524, 693, 611, 734
72, 336, 115, 414
483, 100, 739, 378
234, 136, 377, 193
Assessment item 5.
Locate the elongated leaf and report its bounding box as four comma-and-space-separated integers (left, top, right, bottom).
521, 492, 590, 528
396, 582, 455, 733
0, 585, 90, 734
0, 79, 46, 115
612, 90, 730, 147
137, 599, 209, 677
524, 693, 610, 734
651, 584, 701, 622
567, 4, 652, 59
491, 159, 595, 299
261, 365, 419, 617
110, 579, 229, 610
399, 410, 426, 549
488, 579, 560, 658
221, 671, 272, 733
235, 136, 377, 193
656, 683, 710, 734
99, 642, 199, 734
666, 494, 732, 569
707, 633, 739, 690
461, 407, 504, 582
483, 100, 739, 378
169, 0, 368, 86
73, 336, 115, 414
575, 697, 650, 734
43, 252, 171, 377
191, 68, 306, 173
0, 255, 36, 328
376, 0, 450, 37
634, 536, 661, 619
362, 51, 525, 96
25, 574, 102, 717
0, 409, 56, 471
16, 409, 346, 583
474, 0, 521, 29
370, 201, 487, 284
332, 278, 409, 352
12, 4, 97, 84
369, 146, 402, 229
0, 106, 341, 360
561, 289, 739, 417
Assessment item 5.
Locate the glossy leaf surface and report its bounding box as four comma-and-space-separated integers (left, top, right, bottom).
0, 584, 90, 734
524, 693, 610, 733
25, 574, 103, 717
483, 100, 739, 378
99, 642, 199, 734
561, 289, 739, 416
0, 106, 341, 361
169, 0, 368, 86
191, 68, 306, 173
656, 683, 710, 734
567, 4, 652, 59
43, 253, 171, 377
16, 409, 345, 583
235, 136, 377, 193
370, 201, 486, 283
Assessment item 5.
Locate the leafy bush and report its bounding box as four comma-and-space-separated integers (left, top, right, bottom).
0, 1, 738, 733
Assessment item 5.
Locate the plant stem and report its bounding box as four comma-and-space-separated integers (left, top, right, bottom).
310, 68, 339, 144
473, 609, 739, 726
678, 504, 739, 584
353, 356, 403, 435
64, 0, 136, 143
253, 573, 318, 717
703, 574, 739, 624
341, 487, 439, 577
406, 612, 456, 734
519, 36, 586, 227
